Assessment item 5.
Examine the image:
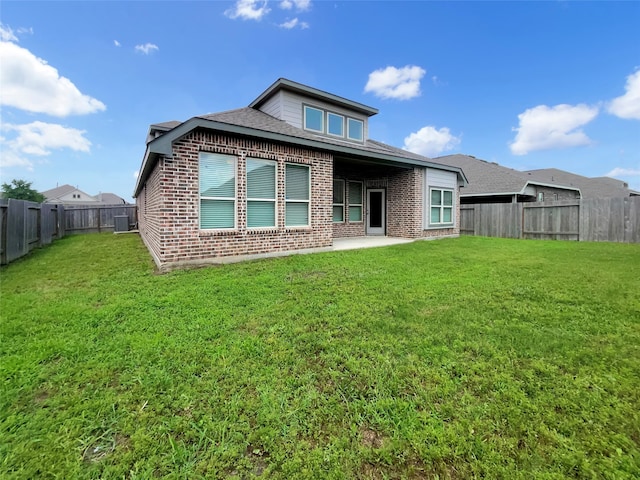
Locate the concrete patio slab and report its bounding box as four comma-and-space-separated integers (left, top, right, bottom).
331, 236, 414, 251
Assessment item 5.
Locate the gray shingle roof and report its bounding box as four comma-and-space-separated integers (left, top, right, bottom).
523, 168, 638, 198
433, 154, 579, 197
41, 184, 78, 200
197, 108, 438, 165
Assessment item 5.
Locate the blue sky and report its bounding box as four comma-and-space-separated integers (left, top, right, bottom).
1, 1, 639, 201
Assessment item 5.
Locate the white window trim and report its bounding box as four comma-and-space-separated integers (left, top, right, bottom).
303, 105, 324, 133
347, 180, 364, 223
428, 186, 455, 228
333, 179, 345, 223
199, 152, 238, 231
285, 163, 311, 228
347, 118, 364, 142
246, 157, 277, 230
327, 112, 345, 138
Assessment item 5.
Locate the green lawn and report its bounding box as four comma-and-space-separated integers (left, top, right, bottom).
1, 234, 639, 479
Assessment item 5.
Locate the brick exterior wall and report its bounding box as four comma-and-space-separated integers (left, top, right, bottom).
333, 164, 460, 239
137, 132, 460, 269
137, 131, 333, 269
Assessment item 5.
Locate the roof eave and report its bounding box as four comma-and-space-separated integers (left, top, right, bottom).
134, 117, 468, 196
249, 78, 379, 117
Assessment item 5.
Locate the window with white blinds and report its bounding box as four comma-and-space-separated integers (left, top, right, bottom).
246, 158, 277, 228
285, 163, 310, 227
199, 152, 236, 229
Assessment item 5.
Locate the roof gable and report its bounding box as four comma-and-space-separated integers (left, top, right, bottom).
249, 78, 378, 117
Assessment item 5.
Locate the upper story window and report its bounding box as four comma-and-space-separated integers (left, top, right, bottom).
303, 106, 324, 133
327, 112, 344, 137
303, 104, 364, 142
347, 118, 364, 141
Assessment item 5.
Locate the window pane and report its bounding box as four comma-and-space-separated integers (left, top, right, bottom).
431, 207, 441, 224
304, 106, 323, 132
431, 189, 441, 206
347, 118, 363, 141
327, 112, 344, 136
286, 202, 309, 226
333, 180, 344, 203
333, 205, 344, 222
348, 182, 362, 205
247, 201, 275, 228
443, 207, 452, 223
349, 206, 362, 222
200, 153, 235, 197
443, 190, 453, 206
247, 159, 275, 199
201, 199, 234, 229
286, 164, 310, 200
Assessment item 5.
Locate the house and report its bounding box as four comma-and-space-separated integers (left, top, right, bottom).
134, 78, 467, 270
434, 154, 581, 204
522, 168, 640, 199
42, 185, 129, 205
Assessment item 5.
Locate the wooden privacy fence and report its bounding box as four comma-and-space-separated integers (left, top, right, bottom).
63, 205, 137, 234
460, 196, 640, 243
0, 199, 138, 265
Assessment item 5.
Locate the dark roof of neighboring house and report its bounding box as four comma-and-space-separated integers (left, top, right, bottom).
523, 168, 640, 198
135, 107, 468, 197
249, 78, 379, 117
434, 154, 581, 197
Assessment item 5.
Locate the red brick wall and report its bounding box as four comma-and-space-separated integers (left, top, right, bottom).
137, 131, 333, 269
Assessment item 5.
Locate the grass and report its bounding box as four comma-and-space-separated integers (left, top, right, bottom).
1, 233, 639, 479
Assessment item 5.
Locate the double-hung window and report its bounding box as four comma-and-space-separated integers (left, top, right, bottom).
430, 188, 453, 225
199, 152, 237, 229
333, 179, 345, 222
348, 181, 363, 222
247, 158, 276, 228
285, 164, 310, 227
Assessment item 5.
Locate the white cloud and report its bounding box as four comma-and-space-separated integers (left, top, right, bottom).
509, 104, 599, 155
279, 18, 309, 29
0, 121, 92, 170
364, 65, 426, 100
133, 170, 139, 179
2, 121, 92, 156
403, 126, 461, 157
605, 167, 640, 178
607, 70, 640, 120
280, 0, 311, 11
0, 23, 18, 42
225, 0, 271, 20
0, 41, 106, 117
114, 40, 121, 47
135, 43, 159, 54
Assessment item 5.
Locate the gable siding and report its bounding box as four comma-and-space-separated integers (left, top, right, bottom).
259, 91, 282, 119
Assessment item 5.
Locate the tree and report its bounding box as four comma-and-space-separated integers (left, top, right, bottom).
1, 179, 46, 203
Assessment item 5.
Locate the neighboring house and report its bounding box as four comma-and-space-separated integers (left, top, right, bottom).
134, 78, 468, 269
434, 154, 581, 204
522, 168, 640, 199
42, 184, 128, 205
